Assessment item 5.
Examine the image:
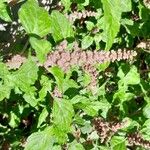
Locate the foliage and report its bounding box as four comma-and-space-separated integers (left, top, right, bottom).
0, 0, 150, 149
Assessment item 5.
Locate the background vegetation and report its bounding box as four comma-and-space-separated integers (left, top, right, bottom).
1, 0, 150, 149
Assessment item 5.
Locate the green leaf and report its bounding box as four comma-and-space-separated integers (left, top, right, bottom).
141, 119, 150, 140
101, 0, 132, 50
37, 108, 49, 128
19, 0, 51, 37
143, 104, 150, 119
97, 62, 110, 72
38, 75, 52, 101
111, 136, 126, 150
0, 84, 12, 101
68, 140, 85, 150
0, 62, 10, 79
113, 90, 135, 103
48, 66, 64, 92
121, 0, 132, 12
13, 59, 38, 106
63, 78, 79, 92
82, 101, 110, 116
13, 59, 38, 89
50, 10, 74, 42
101, 0, 121, 50
52, 126, 68, 144
86, 21, 95, 31
52, 98, 74, 132
0, 71, 14, 101
71, 96, 110, 117
123, 66, 140, 85
118, 65, 140, 86
29, 37, 51, 63
61, 0, 71, 11
71, 95, 89, 104
52, 145, 61, 150
81, 35, 93, 49
25, 127, 55, 150
9, 111, 20, 128
0, 2, 11, 22
23, 91, 38, 107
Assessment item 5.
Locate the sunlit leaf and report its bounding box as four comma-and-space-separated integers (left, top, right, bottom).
52, 98, 74, 132
29, 37, 51, 63
50, 10, 74, 41
19, 0, 51, 37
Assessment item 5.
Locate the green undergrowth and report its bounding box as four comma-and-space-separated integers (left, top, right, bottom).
1, 0, 150, 149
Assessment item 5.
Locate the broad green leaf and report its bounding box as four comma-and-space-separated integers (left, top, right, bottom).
0, 62, 9, 79
82, 101, 109, 116
118, 65, 140, 86
29, 37, 51, 63
81, 35, 93, 49
121, 0, 132, 12
0, 83, 12, 101
143, 104, 150, 119
71, 96, 110, 117
13, 59, 38, 106
52, 98, 74, 132
0, 2, 12, 22
50, 10, 74, 42
52, 145, 61, 150
101, 0, 121, 50
52, 126, 68, 144
141, 119, 150, 140
61, 0, 71, 11
0, 73, 14, 101
68, 140, 85, 150
78, 72, 91, 87
37, 108, 49, 128
48, 66, 64, 92
80, 121, 92, 134
113, 90, 135, 103
70, 95, 89, 104
19, 0, 51, 37
9, 111, 20, 128
97, 62, 110, 72
23, 91, 37, 107
111, 136, 126, 150
63, 78, 79, 92
86, 21, 95, 31
101, 0, 132, 50
25, 127, 55, 150
124, 66, 140, 85
38, 75, 52, 101
13, 59, 38, 88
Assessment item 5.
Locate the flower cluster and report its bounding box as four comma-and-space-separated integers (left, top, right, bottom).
136, 39, 150, 50
44, 49, 137, 71
51, 86, 63, 98
127, 132, 150, 149
6, 54, 26, 69
93, 117, 125, 143
6, 48, 137, 90
93, 117, 150, 149
66, 10, 97, 23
